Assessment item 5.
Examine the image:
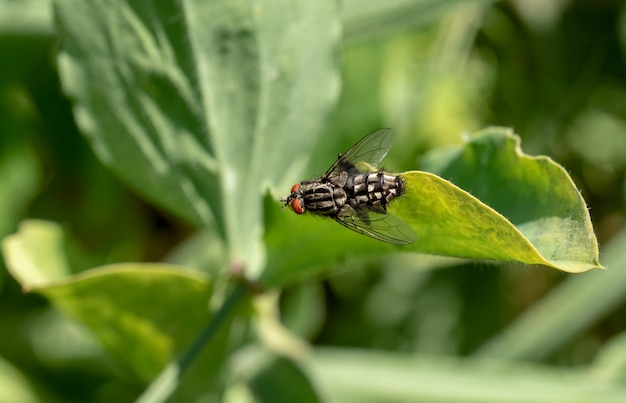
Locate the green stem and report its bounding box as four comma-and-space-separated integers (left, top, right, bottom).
136, 284, 247, 403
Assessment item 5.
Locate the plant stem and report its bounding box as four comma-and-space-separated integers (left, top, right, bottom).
136, 284, 247, 403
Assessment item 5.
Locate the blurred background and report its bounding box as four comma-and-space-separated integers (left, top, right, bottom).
2, 0, 626, 401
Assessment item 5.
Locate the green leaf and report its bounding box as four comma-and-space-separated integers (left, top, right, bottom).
37, 265, 217, 383
263, 128, 601, 287
414, 127, 601, 272
54, 0, 340, 275
393, 170, 549, 262
2, 220, 226, 393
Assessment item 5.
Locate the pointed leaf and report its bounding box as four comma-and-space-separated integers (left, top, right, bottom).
263, 128, 601, 287
414, 127, 601, 272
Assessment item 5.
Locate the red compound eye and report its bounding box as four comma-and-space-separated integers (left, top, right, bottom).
291, 198, 304, 214
290, 183, 300, 194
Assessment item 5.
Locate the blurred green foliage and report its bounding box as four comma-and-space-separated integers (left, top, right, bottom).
1, 0, 625, 402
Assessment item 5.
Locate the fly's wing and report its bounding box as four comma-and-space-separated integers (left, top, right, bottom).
324, 128, 396, 177
334, 205, 418, 245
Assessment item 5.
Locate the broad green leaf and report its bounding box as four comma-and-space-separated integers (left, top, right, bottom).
2, 220, 227, 395
394, 170, 548, 262
54, 0, 340, 276
37, 265, 217, 383
263, 128, 601, 287
305, 348, 626, 403
416, 127, 601, 272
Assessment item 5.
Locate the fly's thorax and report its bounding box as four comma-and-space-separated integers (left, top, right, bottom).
299, 180, 347, 216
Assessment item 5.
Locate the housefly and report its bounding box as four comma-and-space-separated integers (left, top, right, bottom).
282, 128, 417, 245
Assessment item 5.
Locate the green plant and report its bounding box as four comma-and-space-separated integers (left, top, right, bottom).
2, 1, 625, 402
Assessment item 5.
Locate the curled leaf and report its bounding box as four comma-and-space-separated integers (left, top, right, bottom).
263, 128, 602, 287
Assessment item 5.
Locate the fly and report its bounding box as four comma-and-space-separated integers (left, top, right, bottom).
282, 128, 417, 245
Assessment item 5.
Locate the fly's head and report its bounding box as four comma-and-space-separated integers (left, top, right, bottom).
282, 183, 305, 214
